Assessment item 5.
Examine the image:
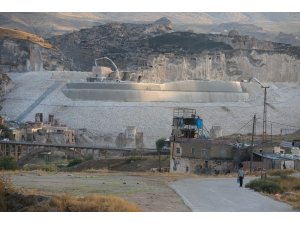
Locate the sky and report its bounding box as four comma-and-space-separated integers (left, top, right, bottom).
2, 0, 300, 12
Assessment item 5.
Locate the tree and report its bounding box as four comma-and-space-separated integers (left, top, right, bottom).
0, 156, 17, 170
0, 124, 14, 140
155, 138, 166, 150
155, 138, 166, 172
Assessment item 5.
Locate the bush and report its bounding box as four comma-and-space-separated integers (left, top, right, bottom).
292, 184, 300, 191
246, 179, 283, 194
42, 164, 57, 172
0, 175, 13, 211
67, 159, 84, 167
0, 156, 17, 170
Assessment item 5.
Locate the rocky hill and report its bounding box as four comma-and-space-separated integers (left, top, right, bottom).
1, 12, 300, 46
48, 19, 300, 82
0, 27, 73, 73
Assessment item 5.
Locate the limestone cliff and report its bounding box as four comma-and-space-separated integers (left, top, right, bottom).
48, 19, 300, 82
0, 27, 73, 73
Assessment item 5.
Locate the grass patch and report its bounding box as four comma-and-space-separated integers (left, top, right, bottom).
0, 175, 13, 211
280, 192, 300, 210
0, 174, 142, 212
23, 164, 57, 172
49, 194, 141, 212
267, 169, 295, 177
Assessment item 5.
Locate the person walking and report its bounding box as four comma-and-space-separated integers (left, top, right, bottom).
238, 163, 245, 187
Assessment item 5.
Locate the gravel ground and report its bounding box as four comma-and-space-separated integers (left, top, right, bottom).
1, 71, 300, 147
9, 171, 190, 212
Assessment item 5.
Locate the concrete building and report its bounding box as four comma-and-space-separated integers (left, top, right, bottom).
210, 126, 223, 138
64, 130, 76, 144
170, 108, 234, 174
115, 126, 144, 148
35, 113, 43, 123
12, 113, 77, 145
0, 116, 4, 125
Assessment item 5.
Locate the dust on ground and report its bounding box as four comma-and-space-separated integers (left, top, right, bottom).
5, 170, 191, 212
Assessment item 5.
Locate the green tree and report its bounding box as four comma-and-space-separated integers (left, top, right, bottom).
0, 156, 17, 170
0, 124, 14, 140
155, 138, 166, 151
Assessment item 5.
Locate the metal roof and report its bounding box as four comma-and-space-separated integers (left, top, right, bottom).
254, 152, 300, 161
280, 141, 294, 149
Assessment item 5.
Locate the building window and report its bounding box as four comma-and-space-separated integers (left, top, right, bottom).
191, 148, 195, 156
176, 147, 180, 154
205, 161, 208, 168
201, 149, 207, 157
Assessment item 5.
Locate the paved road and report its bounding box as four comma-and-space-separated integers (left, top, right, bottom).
170, 177, 295, 212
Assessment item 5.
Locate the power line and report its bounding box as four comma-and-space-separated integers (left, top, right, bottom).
256, 118, 300, 129
233, 118, 253, 134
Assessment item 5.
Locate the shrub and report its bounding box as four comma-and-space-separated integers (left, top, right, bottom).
67, 159, 84, 167
0, 175, 13, 211
292, 184, 300, 191
0, 124, 14, 140
0, 156, 17, 170
246, 179, 283, 194
42, 164, 57, 172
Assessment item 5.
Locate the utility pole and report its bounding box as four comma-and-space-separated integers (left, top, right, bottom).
262, 86, 270, 144
158, 148, 161, 172
270, 122, 273, 144
249, 77, 269, 146
250, 114, 256, 173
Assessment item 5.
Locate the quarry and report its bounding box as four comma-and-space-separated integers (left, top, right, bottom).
0, 70, 299, 149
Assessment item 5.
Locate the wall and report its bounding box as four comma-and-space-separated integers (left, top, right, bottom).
63, 80, 249, 103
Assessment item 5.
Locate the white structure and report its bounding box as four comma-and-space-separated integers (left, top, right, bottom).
125, 126, 137, 139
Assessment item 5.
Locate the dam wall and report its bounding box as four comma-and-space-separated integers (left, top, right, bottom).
62, 80, 248, 103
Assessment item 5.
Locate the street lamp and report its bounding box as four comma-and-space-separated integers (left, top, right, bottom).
249, 77, 270, 144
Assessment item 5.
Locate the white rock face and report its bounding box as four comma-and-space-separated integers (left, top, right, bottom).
138, 52, 300, 83
1, 71, 300, 148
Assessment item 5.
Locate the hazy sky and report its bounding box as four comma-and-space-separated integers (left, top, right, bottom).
2, 0, 300, 12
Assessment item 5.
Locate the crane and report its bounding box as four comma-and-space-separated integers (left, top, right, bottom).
94, 57, 120, 80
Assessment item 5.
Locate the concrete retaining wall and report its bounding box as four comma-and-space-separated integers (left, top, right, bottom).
65, 80, 243, 92
63, 89, 248, 102
63, 80, 248, 103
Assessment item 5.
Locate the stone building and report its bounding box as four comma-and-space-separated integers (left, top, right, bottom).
115, 126, 144, 148
12, 113, 76, 145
